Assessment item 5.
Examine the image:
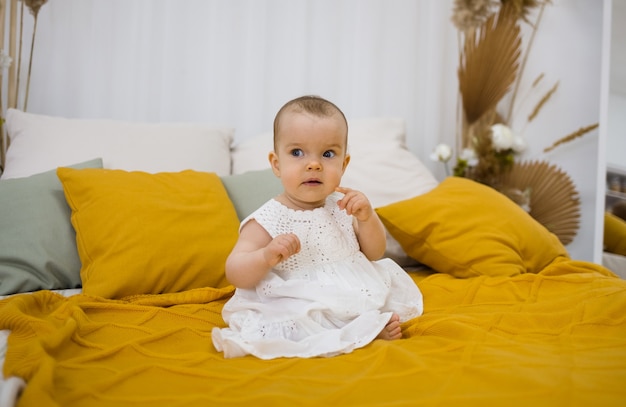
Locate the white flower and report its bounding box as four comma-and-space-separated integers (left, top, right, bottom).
0, 50, 12, 71
430, 143, 452, 162
459, 148, 479, 167
512, 135, 526, 153
490, 124, 514, 151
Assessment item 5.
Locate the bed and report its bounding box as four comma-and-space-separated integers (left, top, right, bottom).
1, 109, 625, 407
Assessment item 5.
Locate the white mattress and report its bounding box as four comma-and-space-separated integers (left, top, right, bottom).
0, 288, 81, 407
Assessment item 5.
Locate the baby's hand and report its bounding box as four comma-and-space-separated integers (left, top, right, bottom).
264, 233, 300, 267
335, 186, 374, 222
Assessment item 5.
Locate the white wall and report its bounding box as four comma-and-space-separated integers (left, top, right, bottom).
24, 0, 459, 161
3, 0, 605, 262
509, 0, 604, 263
607, 94, 626, 168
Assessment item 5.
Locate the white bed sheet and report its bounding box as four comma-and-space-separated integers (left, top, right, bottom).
0, 288, 82, 407
603, 251, 626, 279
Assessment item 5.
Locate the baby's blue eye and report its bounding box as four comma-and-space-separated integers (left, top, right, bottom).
290, 149, 303, 157
323, 150, 336, 158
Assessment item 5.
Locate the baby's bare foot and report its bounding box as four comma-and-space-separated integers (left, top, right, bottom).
377, 313, 402, 340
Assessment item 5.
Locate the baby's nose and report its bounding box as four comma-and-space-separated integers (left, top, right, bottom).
307, 160, 322, 171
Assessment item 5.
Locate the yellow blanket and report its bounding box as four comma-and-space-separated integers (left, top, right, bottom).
2, 260, 626, 407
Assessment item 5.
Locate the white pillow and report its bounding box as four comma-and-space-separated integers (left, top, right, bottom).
1, 109, 234, 179
231, 117, 439, 266
340, 118, 438, 209
231, 131, 274, 175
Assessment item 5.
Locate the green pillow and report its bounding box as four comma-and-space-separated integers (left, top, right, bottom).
0, 158, 103, 295
220, 169, 283, 220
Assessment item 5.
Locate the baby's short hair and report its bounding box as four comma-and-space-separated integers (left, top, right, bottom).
273, 95, 348, 149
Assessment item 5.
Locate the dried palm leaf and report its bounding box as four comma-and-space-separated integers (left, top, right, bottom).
458, 1, 521, 125
499, 160, 580, 244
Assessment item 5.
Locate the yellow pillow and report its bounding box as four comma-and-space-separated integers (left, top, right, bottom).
604, 212, 626, 256
375, 177, 569, 278
57, 168, 239, 298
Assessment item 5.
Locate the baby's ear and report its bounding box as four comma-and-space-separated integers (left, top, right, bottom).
342, 154, 351, 172
269, 151, 281, 177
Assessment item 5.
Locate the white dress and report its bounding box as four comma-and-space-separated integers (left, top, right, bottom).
211, 193, 423, 359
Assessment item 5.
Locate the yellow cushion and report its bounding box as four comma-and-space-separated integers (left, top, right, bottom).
375, 177, 569, 278
604, 212, 626, 256
57, 168, 239, 298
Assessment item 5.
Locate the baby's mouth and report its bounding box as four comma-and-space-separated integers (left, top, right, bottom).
303, 179, 322, 186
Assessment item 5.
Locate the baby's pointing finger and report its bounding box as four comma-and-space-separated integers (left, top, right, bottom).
335, 186, 352, 194
335, 187, 354, 210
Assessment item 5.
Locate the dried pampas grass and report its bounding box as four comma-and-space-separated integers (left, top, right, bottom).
452, 0, 499, 32
531, 72, 544, 87
543, 123, 599, 153
22, 0, 48, 17
19, 0, 48, 111
527, 80, 558, 122
502, 0, 552, 24
503, 0, 548, 123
